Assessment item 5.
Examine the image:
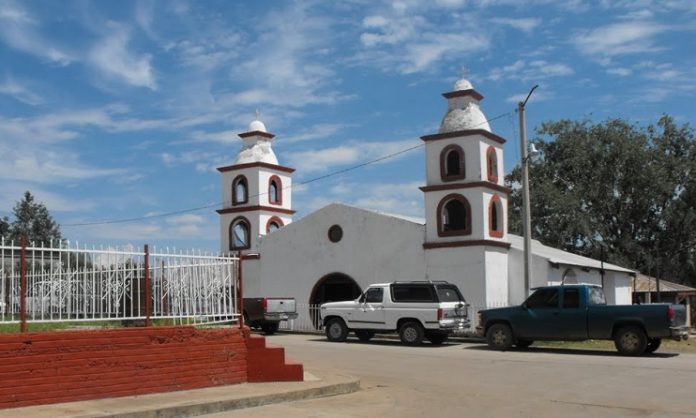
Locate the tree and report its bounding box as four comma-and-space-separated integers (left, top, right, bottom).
0, 216, 9, 240
9, 191, 62, 245
506, 116, 696, 286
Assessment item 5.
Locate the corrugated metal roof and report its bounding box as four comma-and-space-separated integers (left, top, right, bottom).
507, 234, 635, 274
633, 274, 696, 294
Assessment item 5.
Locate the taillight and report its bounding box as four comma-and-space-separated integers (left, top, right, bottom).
437, 308, 443, 321
262, 298, 268, 312
667, 306, 675, 322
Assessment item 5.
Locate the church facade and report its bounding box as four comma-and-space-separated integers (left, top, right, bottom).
216, 78, 634, 327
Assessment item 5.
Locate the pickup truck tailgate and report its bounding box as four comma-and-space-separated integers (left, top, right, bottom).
265, 298, 297, 314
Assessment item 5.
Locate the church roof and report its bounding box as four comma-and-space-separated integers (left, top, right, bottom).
507, 234, 635, 275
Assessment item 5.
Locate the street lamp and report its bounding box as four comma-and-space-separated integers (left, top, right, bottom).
518, 85, 538, 297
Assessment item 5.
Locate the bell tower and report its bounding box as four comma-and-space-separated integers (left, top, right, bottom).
217, 116, 295, 254
420, 78, 511, 306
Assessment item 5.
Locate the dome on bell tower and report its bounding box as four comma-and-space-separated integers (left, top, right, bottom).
234, 115, 278, 165
439, 78, 490, 133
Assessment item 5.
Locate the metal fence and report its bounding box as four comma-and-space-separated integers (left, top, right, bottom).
0, 239, 240, 329
278, 301, 511, 335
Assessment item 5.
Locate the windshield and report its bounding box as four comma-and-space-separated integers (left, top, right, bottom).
436, 285, 464, 302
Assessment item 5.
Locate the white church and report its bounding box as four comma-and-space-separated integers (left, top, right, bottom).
216, 78, 635, 327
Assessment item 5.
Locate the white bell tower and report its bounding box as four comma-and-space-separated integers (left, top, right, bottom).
217, 116, 295, 255
420, 78, 511, 306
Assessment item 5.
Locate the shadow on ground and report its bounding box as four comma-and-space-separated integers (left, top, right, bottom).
464, 344, 679, 358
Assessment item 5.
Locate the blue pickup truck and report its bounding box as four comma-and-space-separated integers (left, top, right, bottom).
477, 284, 690, 355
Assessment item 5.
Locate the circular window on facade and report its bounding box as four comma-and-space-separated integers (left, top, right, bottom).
328, 225, 343, 243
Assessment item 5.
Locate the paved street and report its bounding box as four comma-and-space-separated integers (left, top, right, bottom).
205, 333, 696, 418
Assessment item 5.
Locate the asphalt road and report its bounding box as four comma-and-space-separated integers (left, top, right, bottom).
205, 333, 696, 418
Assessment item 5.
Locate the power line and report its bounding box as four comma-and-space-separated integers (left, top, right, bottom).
63, 111, 513, 227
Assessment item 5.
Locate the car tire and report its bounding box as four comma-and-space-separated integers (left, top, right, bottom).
645, 337, 662, 354
614, 325, 648, 356
486, 323, 514, 351
399, 321, 425, 346
325, 318, 349, 342
261, 323, 279, 335
426, 332, 448, 345
355, 330, 375, 342
516, 339, 533, 349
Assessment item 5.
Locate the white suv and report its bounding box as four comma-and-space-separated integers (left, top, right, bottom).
320, 281, 469, 345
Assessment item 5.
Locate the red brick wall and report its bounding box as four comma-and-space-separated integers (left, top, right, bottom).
0, 326, 248, 409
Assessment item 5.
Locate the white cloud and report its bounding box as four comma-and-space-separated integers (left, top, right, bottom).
0, 76, 43, 105
281, 123, 348, 144
488, 60, 573, 82
607, 67, 633, 76
285, 138, 421, 174
0, 1, 73, 65
572, 21, 667, 61
89, 28, 157, 90
490, 17, 542, 33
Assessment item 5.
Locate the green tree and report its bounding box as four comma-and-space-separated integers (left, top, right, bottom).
0, 216, 9, 240
506, 116, 696, 286
9, 191, 62, 245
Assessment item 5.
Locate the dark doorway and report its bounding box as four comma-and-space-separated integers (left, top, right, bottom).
309, 273, 362, 329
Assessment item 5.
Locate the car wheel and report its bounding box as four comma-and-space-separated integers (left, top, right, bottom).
614, 325, 648, 356
426, 332, 448, 345
261, 323, 279, 335
516, 339, 533, 349
645, 337, 662, 354
325, 318, 349, 342
486, 323, 514, 350
399, 321, 425, 346
243, 312, 251, 328
355, 330, 375, 342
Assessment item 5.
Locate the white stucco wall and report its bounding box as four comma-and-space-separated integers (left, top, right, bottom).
254, 203, 427, 305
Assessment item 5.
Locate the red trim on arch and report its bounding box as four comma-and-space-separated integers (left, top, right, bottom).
436, 194, 472, 237
439, 144, 465, 182
488, 195, 504, 238
229, 216, 251, 251
266, 216, 284, 233
268, 175, 283, 206
232, 175, 248, 206
486, 146, 499, 183
420, 129, 506, 144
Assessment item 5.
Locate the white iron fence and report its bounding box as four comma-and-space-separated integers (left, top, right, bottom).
0, 239, 240, 328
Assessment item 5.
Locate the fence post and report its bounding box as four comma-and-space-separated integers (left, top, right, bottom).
144, 244, 151, 327
20, 237, 27, 333
238, 252, 244, 330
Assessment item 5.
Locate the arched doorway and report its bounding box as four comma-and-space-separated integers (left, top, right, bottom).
309, 272, 362, 329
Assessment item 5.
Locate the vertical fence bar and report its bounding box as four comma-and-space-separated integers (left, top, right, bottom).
20, 237, 27, 333
238, 252, 244, 330
144, 244, 151, 327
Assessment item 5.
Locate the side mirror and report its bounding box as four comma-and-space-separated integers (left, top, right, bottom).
358, 294, 366, 303
521, 302, 528, 310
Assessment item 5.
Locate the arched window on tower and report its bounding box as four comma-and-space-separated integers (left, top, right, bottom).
437, 194, 472, 236
486, 146, 498, 183
232, 175, 248, 206
229, 217, 250, 250
266, 216, 284, 234
268, 175, 282, 205
440, 145, 465, 181
488, 195, 504, 238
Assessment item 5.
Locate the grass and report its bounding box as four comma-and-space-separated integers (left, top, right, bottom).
0, 318, 187, 333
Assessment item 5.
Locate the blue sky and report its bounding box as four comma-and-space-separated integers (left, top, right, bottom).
0, 0, 694, 251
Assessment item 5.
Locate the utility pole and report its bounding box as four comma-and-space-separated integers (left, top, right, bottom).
518, 85, 538, 297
